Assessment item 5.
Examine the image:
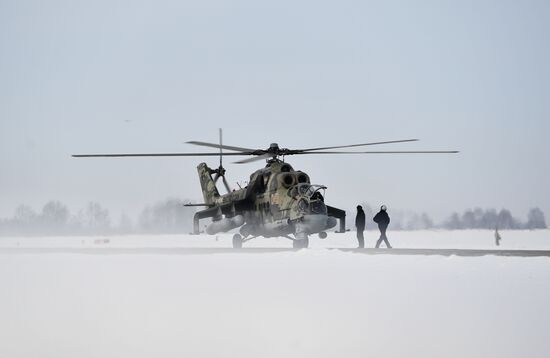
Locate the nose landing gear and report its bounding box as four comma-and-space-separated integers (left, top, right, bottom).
232, 234, 243, 249
293, 237, 309, 249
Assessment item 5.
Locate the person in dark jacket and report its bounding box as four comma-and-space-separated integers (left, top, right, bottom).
355, 205, 366, 248
495, 227, 502, 246
373, 205, 392, 248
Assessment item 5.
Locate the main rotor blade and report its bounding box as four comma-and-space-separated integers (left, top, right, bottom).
222, 176, 231, 193
72, 152, 254, 158
291, 150, 459, 154
292, 139, 420, 153
233, 153, 272, 164
186, 141, 256, 153
219, 128, 223, 168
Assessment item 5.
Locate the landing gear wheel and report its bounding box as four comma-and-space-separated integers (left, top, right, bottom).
232, 234, 243, 249
293, 238, 309, 249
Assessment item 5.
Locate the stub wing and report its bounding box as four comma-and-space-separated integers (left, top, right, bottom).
191, 199, 251, 235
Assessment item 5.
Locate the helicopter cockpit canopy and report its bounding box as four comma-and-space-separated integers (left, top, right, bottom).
290, 183, 328, 215
289, 184, 327, 201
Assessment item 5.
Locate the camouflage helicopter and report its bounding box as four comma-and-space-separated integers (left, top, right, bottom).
73, 129, 457, 248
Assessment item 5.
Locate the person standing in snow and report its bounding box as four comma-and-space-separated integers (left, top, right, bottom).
495, 227, 502, 246
355, 205, 366, 248
373, 205, 392, 248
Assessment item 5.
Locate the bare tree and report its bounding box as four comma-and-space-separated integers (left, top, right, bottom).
79, 202, 111, 233
526, 208, 547, 229
41, 201, 69, 233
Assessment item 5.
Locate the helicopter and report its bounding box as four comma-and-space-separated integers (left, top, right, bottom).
73, 129, 458, 248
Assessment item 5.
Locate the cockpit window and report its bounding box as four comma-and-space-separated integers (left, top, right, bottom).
310, 200, 327, 214
288, 184, 326, 201
298, 184, 310, 196
297, 199, 308, 212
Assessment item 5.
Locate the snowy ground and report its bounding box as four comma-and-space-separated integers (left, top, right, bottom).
1, 229, 549, 249
1, 230, 549, 358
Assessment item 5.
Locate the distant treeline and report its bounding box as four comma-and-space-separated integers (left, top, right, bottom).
0, 198, 197, 237
0, 200, 546, 237
352, 204, 547, 231
442, 207, 546, 230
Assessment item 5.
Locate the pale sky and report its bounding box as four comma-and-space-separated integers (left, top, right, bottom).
1, 0, 549, 221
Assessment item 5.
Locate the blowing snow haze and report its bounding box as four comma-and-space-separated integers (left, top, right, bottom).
1, 1, 549, 221
2, 3, 550, 358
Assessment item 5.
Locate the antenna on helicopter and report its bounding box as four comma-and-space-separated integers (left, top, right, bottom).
211, 128, 232, 193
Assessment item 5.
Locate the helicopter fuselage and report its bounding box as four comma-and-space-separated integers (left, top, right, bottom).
194, 160, 343, 241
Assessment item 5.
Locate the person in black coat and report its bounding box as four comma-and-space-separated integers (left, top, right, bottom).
373, 205, 392, 248
355, 205, 366, 248
495, 227, 502, 246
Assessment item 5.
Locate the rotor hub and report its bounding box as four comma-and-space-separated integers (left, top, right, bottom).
215, 166, 226, 176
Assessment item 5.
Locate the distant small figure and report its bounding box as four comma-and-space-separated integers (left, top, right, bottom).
373, 205, 392, 248
495, 227, 502, 246
355, 205, 366, 248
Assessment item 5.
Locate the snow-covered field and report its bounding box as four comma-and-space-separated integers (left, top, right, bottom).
1, 229, 549, 249
1, 230, 549, 358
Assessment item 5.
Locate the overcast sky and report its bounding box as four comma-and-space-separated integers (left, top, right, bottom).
1, 0, 549, 221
